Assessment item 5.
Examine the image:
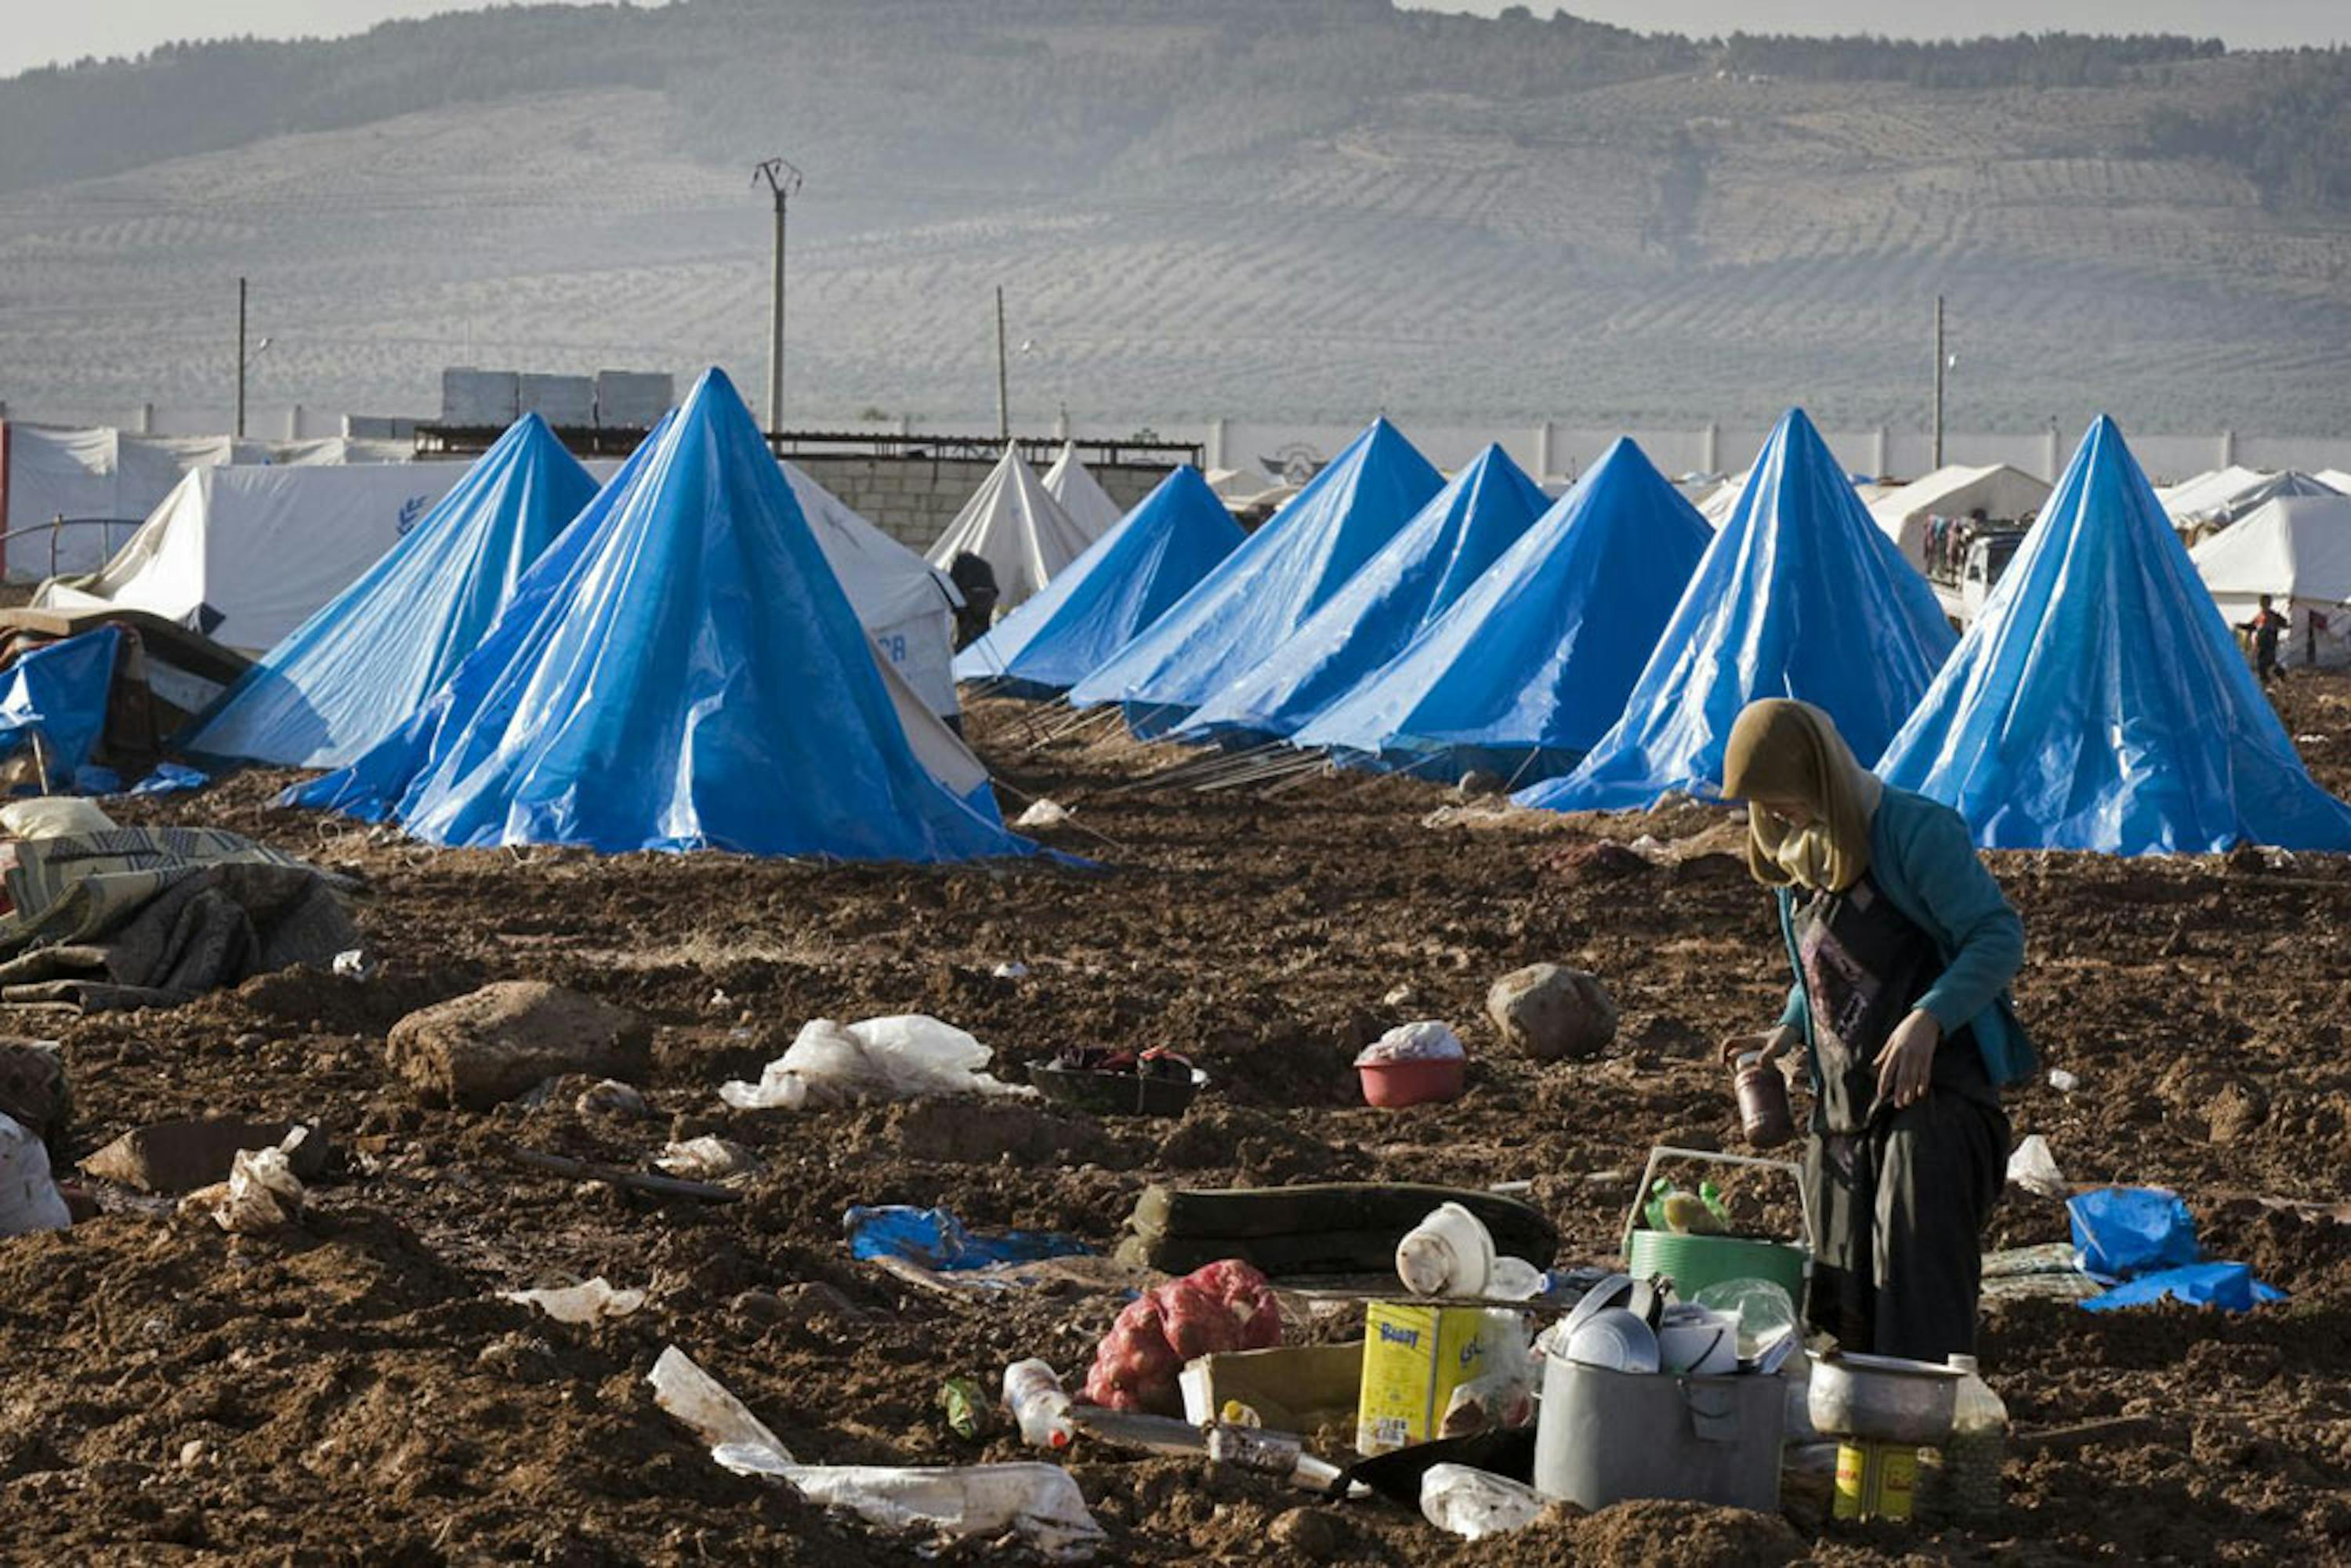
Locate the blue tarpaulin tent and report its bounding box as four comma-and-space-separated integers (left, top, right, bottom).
1296, 437, 1711, 784
1878, 417, 2351, 853
1171, 444, 1549, 744
0, 626, 123, 786
952, 466, 1243, 697
181, 415, 598, 768
1067, 418, 1441, 736
285, 370, 1034, 861
1519, 409, 1956, 813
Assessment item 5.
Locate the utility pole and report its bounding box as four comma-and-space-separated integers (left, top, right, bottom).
236, 276, 248, 440
753, 157, 802, 435
1930, 294, 1945, 471
994, 286, 1011, 444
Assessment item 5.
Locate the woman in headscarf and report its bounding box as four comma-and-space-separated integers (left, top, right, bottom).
1715, 699, 2031, 1362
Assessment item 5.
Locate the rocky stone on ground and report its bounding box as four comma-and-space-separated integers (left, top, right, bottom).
1486, 963, 1617, 1062
385, 982, 650, 1109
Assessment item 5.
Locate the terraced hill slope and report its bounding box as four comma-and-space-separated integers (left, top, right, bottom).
2, 2, 2346, 432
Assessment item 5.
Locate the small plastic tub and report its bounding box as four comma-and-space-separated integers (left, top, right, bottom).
1358, 1057, 1465, 1107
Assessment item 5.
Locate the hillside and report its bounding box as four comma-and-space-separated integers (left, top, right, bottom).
2, 1, 2348, 433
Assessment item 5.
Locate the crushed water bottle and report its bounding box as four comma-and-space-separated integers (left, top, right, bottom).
1001, 1359, 1075, 1451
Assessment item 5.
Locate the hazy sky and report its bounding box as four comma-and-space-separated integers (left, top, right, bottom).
4, 0, 2342, 76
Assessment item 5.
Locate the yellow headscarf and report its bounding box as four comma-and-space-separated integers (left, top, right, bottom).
1720, 699, 1883, 893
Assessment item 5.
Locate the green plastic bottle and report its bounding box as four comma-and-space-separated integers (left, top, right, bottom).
1699, 1179, 1733, 1229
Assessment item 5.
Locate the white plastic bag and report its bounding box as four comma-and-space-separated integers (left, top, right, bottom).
2006, 1134, 2067, 1199
780, 1463, 1104, 1561
1015, 798, 1071, 828
0, 1112, 69, 1237
656, 1137, 759, 1181
207, 1143, 306, 1233
719, 1015, 1026, 1110
504, 1276, 646, 1324
1420, 1464, 1542, 1540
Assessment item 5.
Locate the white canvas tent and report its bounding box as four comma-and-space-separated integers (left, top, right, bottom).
1697, 471, 1751, 527
0, 422, 410, 580
2319, 469, 2351, 494
2154, 465, 2335, 531
35, 462, 472, 651
1041, 441, 1125, 541
2190, 495, 2351, 668
1867, 463, 2053, 565
923, 446, 1090, 609
781, 461, 964, 718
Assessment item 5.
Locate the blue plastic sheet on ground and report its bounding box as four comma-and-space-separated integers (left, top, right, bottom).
0, 626, 123, 784
124, 762, 208, 797
2068, 1186, 2201, 1280
1172, 444, 1549, 744
1067, 418, 1441, 737
2081, 1262, 2284, 1313
1295, 437, 1711, 785
183, 414, 597, 769
953, 466, 1244, 696
284, 370, 1037, 862
1877, 416, 2351, 853
844, 1204, 1091, 1272
1516, 409, 1954, 813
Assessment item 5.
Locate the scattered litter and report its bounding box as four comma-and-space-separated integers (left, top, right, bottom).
1014, 798, 1072, 828
1381, 983, 1416, 1007
846, 1204, 1090, 1273
188, 1133, 309, 1234
656, 1136, 759, 1182
939, 1377, 994, 1442
331, 947, 376, 980
503, 1276, 646, 1324
576, 1079, 650, 1117
647, 1346, 1103, 1560
1396, 1201, 1544, 1300
719, 1014, 1027, 1110
81, 1116, 322, 1195
2047, 1068, 2080, 1093
1002, 1358, 1074, 1450
1420, 1464, 1543, 1541
2006, 1134, 2068, 1198
648, 1344, 796, 1464
991, 961, 1031, 980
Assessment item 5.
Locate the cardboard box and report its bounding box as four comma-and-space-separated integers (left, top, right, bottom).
1357, 1302, 1515, 1456
1179, 1343, 1364, 1436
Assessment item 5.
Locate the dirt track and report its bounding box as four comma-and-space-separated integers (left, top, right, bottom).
3, 676, 2349, 1564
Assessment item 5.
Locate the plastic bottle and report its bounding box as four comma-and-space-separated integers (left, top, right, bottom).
1643, 1177, 1679, 1232
1943, 1354, 2008, 1525
1001, 1359, 1074, 1450
1698, 1179, 1733, 1229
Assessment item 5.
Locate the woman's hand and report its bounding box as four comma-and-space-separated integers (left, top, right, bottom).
1718, 1024, 1799, 1066
1874, 1010, 1941, 1109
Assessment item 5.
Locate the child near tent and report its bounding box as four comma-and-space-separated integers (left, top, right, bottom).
2240, 596, 2290, 685
1715, 699, 2031, 1363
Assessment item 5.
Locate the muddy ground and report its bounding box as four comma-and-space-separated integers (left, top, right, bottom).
2, 673, 2350, 1566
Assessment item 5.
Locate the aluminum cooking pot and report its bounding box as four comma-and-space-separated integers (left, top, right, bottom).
1806, 1351, 1962, 1445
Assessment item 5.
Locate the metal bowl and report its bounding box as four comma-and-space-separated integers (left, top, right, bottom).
1807, 1351, 1962, 1444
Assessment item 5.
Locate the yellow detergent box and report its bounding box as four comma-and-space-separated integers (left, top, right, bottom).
1357, 1302, 1502, 1455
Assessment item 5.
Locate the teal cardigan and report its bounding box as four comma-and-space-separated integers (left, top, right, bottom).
1773, 785, 2034, 1089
